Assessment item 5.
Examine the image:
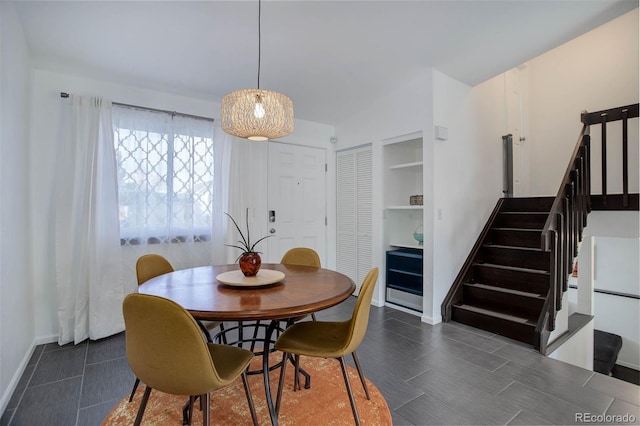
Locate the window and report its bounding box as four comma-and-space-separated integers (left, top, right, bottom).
112, 105, 214, 245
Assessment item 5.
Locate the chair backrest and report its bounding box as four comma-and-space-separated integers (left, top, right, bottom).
280, 247, 321, 268
344, 268, 379, 354
136, 254, 174, 285
123, 293, 223, 396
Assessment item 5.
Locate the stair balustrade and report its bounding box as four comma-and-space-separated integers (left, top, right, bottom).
442, 103, 639, 354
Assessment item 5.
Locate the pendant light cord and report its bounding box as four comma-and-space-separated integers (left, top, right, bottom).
257, 0, 262, 89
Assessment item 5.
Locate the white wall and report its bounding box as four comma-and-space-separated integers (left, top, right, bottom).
335, 68, 505, 323
29, 69, 335, 342
527, 9, 639, 197
0, 1, 35, 414
583, 210, 640, 239
568, 212, 640, 370
335, 68, 433, 310
549, 318, 595, 371
430, 70, 504, 323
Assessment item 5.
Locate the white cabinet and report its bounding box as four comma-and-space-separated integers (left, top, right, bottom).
382, 133, 424, 312
336, 145, 373, 294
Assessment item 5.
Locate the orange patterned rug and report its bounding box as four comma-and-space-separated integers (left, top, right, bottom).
102, 352, 392, 425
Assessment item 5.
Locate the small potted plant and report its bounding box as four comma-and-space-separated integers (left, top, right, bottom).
225, 209, 271, 276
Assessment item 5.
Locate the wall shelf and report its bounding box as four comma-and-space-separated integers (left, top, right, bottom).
389, 242, 424, 250
389, 161, 423, 170
386, 205, 423, 210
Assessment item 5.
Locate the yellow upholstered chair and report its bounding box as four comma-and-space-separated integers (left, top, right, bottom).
135, 254, 222, 338
274, 267, 379, 426
130, 254, 223, 402
135, 253, 174, 285
280, 247, 321, 268
280, 247, 321, 321
123, 293, 258, 426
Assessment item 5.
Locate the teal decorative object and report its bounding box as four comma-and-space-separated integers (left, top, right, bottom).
413, 225, 424, 245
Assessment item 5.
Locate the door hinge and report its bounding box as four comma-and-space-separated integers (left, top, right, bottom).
325, 217, 327, 226
325, 163, 328, 172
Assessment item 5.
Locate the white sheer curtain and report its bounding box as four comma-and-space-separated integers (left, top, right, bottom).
54, 95, 124, 345
112, 106, 216, 286
211, 128, 233, 264
214, 133, 269, 264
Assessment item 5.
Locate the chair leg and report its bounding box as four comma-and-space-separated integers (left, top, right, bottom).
133, 386, 152, 426
293, 354, 301, 391
338, 357, 361, 426
128, 377, 140, 402
275, 351, 289, 414
201, 393, 210, 426
241, 371, 259, 426
285, 352, 310, 390
351, 351, 370, 400
311, 312, 317, 321
183, 395, 200, 425
182, 396, 195, 425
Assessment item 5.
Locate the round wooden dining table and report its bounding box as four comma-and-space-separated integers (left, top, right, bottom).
137, 263, 355, 426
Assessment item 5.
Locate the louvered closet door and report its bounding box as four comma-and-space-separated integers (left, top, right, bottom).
337, 146, 372, 294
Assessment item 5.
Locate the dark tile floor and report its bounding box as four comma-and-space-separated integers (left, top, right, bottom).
2, 298, 639, 425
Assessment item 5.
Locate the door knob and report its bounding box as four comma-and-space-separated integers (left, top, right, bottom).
269, 228, 276, 234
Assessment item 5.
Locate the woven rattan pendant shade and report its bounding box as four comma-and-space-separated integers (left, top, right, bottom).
221, 89, 293, 141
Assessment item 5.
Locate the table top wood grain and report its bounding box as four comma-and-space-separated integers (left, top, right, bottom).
137, 263, 355, 321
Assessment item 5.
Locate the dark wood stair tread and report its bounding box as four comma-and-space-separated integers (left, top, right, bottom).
499, 211, 548, 214
453, 303, 536, 326
482, 244, 544, 252
492, 227, 543, 232
473, 262, 549, 274
464, 282, 546, 299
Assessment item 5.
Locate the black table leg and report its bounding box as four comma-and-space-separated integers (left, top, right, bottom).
262, 320, 279, 426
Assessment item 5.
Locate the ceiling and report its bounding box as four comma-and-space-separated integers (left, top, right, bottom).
13, 0, 637, 126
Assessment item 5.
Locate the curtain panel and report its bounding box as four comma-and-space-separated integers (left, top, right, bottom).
112, 106, 217, 287
53, 98, 262, 345
218, 135, 269, 264
54, 95, 124, 345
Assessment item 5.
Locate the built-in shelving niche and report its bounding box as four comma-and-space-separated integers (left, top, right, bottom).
382, 133, 424, 313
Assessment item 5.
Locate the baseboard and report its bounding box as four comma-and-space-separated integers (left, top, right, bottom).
0, 340, 38, 416
35, 334, 58, 345
384, 301, 421, 317
422, 313, 442, 325
615, 359, 640, 371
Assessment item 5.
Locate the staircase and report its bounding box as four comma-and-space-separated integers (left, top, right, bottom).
449, 197, 553, 345
442, 103, 639, 354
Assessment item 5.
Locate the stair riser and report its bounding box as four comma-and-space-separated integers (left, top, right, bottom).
451, 307, 535, 345
488, 229, 541, 249
494, 214, 547, 229
463, 285, 544, 320
501, 197, 554, 212
478, 246, 550, 271
473, 265, 549, 294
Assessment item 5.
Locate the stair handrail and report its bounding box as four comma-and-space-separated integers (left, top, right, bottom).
537, 103, 638, 352
540, 123, 589, 251
536, 123, 590, 353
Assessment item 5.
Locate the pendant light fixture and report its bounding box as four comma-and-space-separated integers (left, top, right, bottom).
221, 0, 294, 141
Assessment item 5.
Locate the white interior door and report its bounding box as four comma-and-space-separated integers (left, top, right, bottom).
266, 142, 327, 264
